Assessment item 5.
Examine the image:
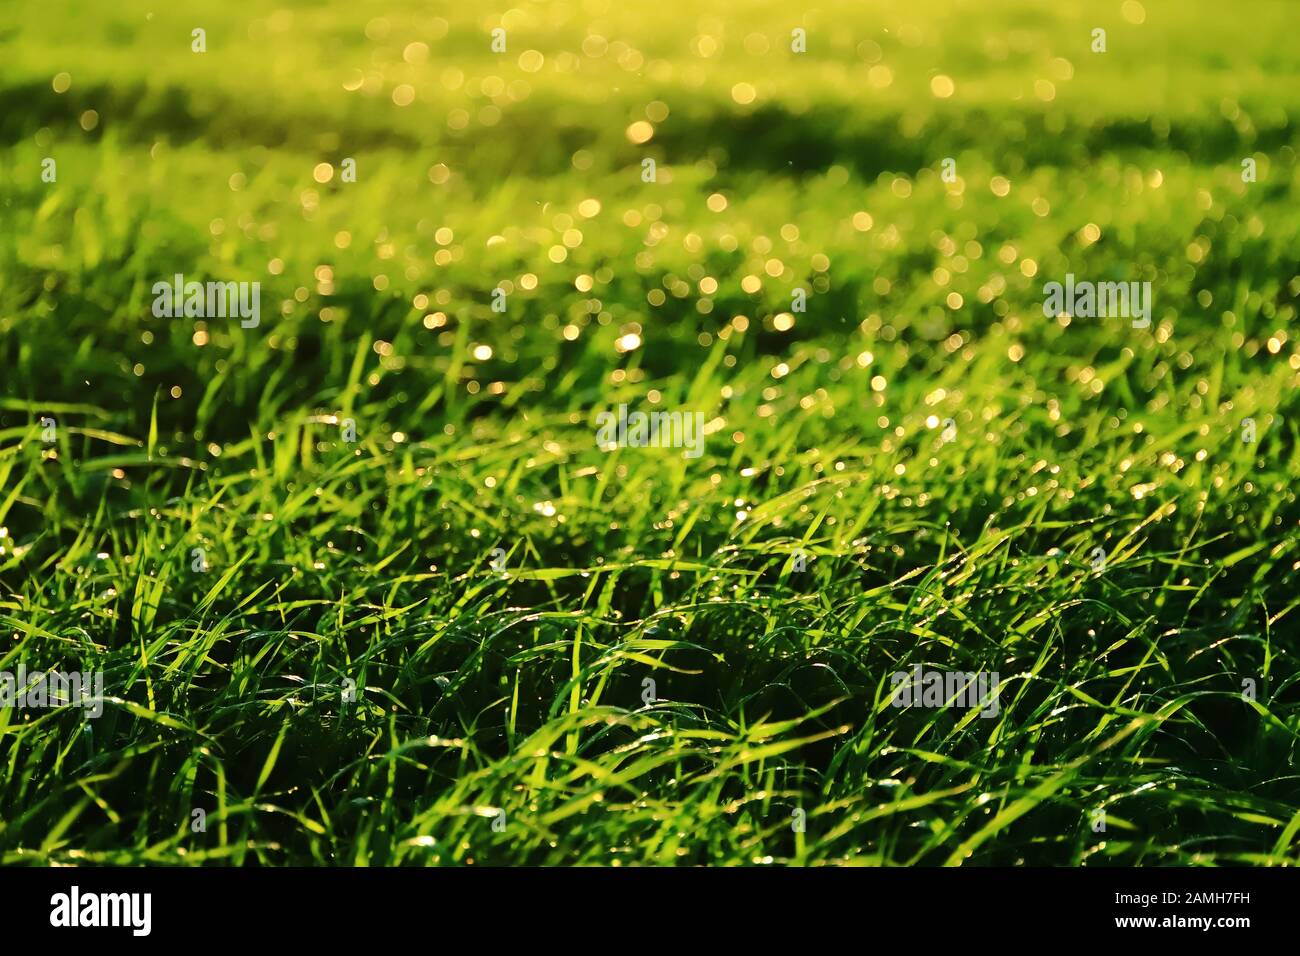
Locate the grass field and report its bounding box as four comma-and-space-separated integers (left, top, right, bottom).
1, 0, 1298, 866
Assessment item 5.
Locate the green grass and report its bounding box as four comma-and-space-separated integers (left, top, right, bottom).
1, 0, 1298, 865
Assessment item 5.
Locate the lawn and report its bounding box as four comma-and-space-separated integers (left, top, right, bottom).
0, 0, 1298, 865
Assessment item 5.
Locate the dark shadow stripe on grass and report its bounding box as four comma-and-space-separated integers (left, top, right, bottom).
2, 81, 1294, 183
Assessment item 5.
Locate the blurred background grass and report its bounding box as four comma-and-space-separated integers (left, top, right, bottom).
3, 0, 1297, 433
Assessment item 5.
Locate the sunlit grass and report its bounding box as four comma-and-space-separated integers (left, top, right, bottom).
0, 0, 1298, 866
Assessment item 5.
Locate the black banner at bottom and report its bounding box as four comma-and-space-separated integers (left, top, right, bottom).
4, 865, 1285, 942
